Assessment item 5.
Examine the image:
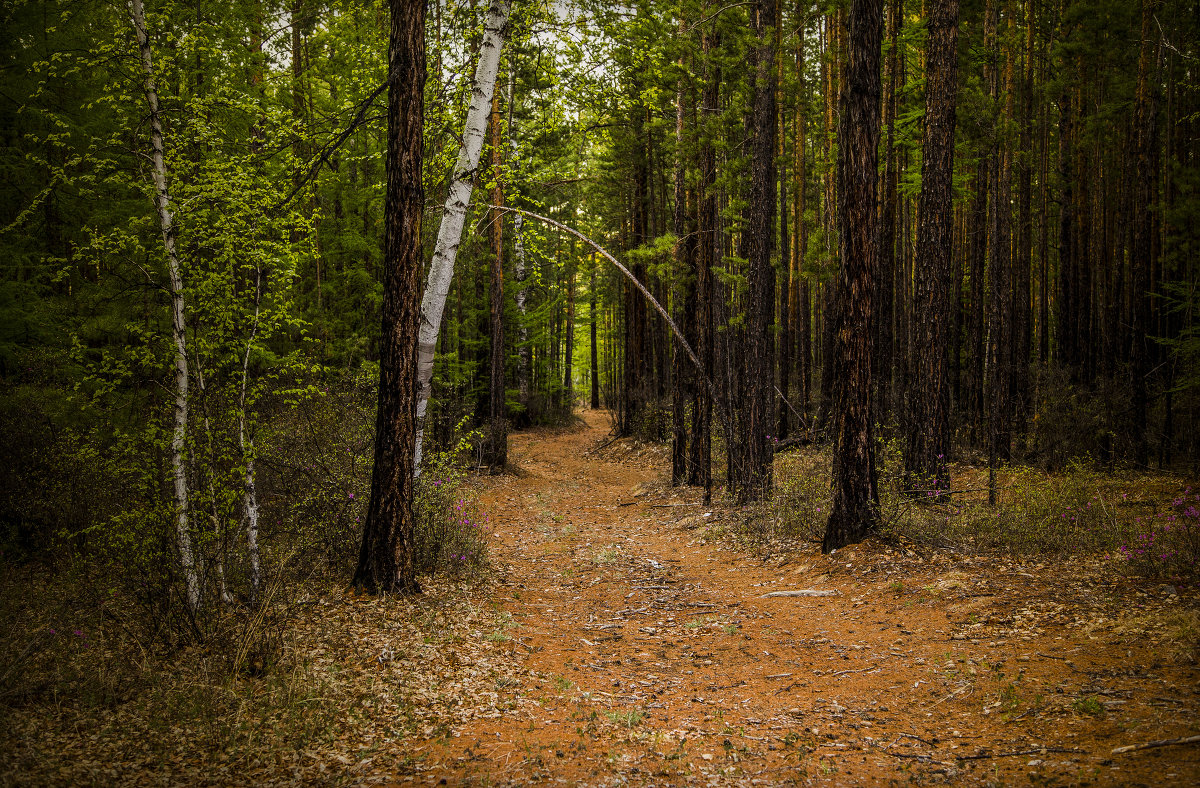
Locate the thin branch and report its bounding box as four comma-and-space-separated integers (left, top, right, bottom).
493, 205, 736, 452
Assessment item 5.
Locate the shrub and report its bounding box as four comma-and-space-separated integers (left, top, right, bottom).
1110, 487, 1200, 580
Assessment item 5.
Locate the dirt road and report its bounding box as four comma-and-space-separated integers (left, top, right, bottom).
415, 409, 1198, 785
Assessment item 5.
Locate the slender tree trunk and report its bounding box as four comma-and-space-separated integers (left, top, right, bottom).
794, 9, 810, 421
131, 0, 200, 615
777, 2, 792, 442
240, 267, 264, 606
413, 0, 511, 474
823, 0, 883, 551
817, 10, 839, 431
508, 67, 530, 408
672, 24, 693, 484
484, 87, 507, 468
590, 259, 600, 409
1014, 0, 1035, 423
353, 0, 425, 596
905, 0, 959, 495
563, 258, 576, 407
986, 0, 1014, 479
738, 0, 778, 502
968, 159, 988, 442
1130, 0, 1159, 466
876, 0, 900, 424
1057, 86, 1074, 369
689, 30, 718, 501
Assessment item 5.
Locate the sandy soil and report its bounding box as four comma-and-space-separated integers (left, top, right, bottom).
411, 409, 1200, 786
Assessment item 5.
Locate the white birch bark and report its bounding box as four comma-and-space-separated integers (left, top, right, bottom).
239, 267, 263, 606
414, 0, 511, 475
131, 0, 200, 614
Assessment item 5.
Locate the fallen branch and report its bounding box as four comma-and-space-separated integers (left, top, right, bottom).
1111, 734, 1200, 755
587, 434, 620, 454
760, 589, 839, 598
956, 746, 1085, 761
831, 666, 879, 677
896, 732, 936, 747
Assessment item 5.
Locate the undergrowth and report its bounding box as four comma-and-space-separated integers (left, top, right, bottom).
749, 444, 1198, 585
0, 377, 496, 780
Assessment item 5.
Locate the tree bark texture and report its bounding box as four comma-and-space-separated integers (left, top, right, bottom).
823, 0, 882, 552
672, 30, 694, 484
688, 30, 718, 500
905, 0, 959, 495
131, 0, 201, 615
986, 0, 1014, 468
736, 0, 778, 502
413, 0, 511, 474
352, 0, 425, 596
484, 87, 507, 468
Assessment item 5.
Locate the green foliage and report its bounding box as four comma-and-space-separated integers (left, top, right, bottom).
413, 422, 491, 578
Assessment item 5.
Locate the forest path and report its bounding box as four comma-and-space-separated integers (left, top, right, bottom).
414, 409, 1199, 786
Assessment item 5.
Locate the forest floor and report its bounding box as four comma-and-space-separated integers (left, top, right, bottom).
3, 409, 1199, 786
410, 409, 1199, 786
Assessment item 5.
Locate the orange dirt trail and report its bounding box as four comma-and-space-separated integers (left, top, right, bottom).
414, 409, 1199, 786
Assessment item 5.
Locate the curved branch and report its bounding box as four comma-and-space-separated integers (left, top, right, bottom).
494, 205, 734, 452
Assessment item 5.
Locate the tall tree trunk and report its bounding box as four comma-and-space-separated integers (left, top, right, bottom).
483, 87, 507, 468
777, 1, 792, 442
823, 0, 883, 551
738, 0, 778, 502
875, 0, 901, 424
817, 10, 839, 431
590, 259, 600, 409
131, 0, 200, 615
905, 0, 959, 495
353, 0, 425, 595
508, 67, 530, 409
1013, 0, 1035, 423
1130, 0, 1159, 466
987, 0, 1014, 481
239, 267, 264, 606
778, 109, 792, 441
968, 159, 989, 442
672, 23, 693, 485
1057, 86, 1074, 369
413, 0, 511, 474
563, 257, 576, 407
689, 30, 718, 501
794, 8, 811, 421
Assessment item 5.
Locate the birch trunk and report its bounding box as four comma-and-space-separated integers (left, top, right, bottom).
240, 267, 263, 606
131, 0, 200, 614
414, 0, 511, 475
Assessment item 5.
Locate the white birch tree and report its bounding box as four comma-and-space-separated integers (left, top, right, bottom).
413, 0, 512, 474
131, 0, 200, 613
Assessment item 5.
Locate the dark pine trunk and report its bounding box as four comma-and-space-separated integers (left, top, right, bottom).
673, 37, 696, 485
590, 262, 600, 409
483, 89, 507, 469
823, 0, 882, 552
1130, 0, 1158, 466
875, 0, 900, 425
688, 31, 719, 501
905, 0, 959, 495
353, 0, 424, 595
987, 0, 1014, 474
738, 0, 778, 502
